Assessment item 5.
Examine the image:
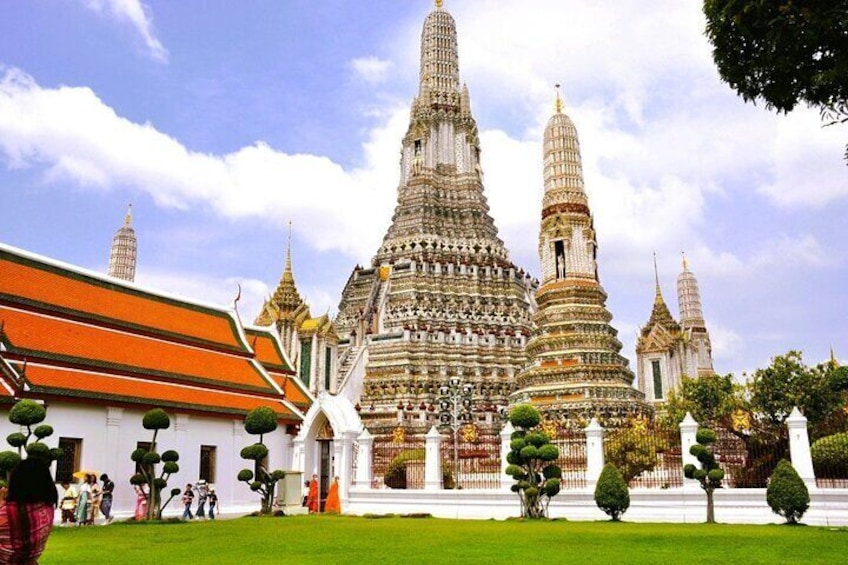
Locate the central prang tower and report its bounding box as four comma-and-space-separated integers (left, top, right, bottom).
511, 91, 650, 427
334, 1, 536, 436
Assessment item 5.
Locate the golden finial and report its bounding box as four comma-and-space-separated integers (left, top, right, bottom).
285, 220, 293, 274
831, 346, 840, 368
653, 252, 663, 304
681, 250, 689, 271
435, 0, 443, 9
124, 203, 133, 226
554, 83, 563, 114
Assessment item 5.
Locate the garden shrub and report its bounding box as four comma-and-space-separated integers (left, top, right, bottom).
594, 463, 630, 521
766, 459, 809, 524
811, 432, 848, 479
383, 449, 453, 489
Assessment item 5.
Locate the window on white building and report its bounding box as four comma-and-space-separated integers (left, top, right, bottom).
55, 437, 82, 483
651, 360, 663, 400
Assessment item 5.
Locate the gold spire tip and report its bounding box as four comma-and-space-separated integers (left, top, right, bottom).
435, 0, 443, 9
124, 203, 133, 226
285, 220, 293, 273
653, 253, 663, 301
681, 251, 689, 271
554, 83, 563, 114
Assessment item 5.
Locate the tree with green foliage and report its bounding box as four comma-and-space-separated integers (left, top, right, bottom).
504, 404, 561, 519
604, 426, 669, 484
766, 459, 810, 524
666, 353, 848, 486
129, 409, 181, 520
594, 463, 630, 521
684, 428, 725, 523
0, 399, 63, 483
237, 406, 287, 514
811, 432, 848, 480
703, 1, 848, 160
664, 373, 740, 429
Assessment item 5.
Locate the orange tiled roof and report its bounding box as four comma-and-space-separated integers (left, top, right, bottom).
25, 364, 298, 421
245, 328, 293, 373
0, 306, 275, 394
280, 375, 311, 407
0, 248, 245, 352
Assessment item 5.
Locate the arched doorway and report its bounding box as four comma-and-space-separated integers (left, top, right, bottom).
316, 420, 335, 511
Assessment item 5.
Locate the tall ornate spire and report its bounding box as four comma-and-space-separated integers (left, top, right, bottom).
513, 97, 649, 425
334, 3, 535, 437
538, 86, 594, 286
108, 204, 137, 282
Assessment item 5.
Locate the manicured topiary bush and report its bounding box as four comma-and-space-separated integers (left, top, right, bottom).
238, 406, 287, 514
594, 463, 630, 521
504, 404, 561, 518
766, 459, 809, 524
811, 432, 848, 479
0, 399, 61, 481
131, 408, 180, 520
683, 427, 724, 524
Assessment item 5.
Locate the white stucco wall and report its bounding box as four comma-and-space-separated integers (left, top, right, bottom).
0, 401, 296, 518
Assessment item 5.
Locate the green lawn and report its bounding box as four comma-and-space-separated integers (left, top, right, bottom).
42, 515, 846, 564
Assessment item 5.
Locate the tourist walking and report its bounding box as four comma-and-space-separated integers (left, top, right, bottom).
99, 474, 115, 523
181, 484, 194, 520
195, 480, 208, 519
59, 481, 78, 526
133, 484, 148, 521
207, 487, 218, 520
325, 476, 341, 514
306, 474, 319, 513
75, 476, 91, 526
0, 458, 58, 563
88, 474, 102, 525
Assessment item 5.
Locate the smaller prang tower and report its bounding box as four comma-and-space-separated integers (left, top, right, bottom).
512, 89, 649, 427
108, 204, 137, 282
677, 253, 714, 376
635, 253, 714, 404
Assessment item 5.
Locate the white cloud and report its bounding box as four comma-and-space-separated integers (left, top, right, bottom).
84, 0, 168, 62
0, 68, 403, 260
760, 108, 848, 207
350, 57, 392, 85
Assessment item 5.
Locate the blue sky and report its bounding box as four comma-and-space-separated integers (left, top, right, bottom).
1, 0, 846, 377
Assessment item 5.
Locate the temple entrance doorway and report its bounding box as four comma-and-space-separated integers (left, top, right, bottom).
317, 420, 334, 511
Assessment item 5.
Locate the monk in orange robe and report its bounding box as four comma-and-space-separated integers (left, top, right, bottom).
324, 477, 341, 514
306, 474, 319, 513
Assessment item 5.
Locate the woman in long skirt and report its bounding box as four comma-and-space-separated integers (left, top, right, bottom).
74, 478, 90, 526
133, 485, 148, 520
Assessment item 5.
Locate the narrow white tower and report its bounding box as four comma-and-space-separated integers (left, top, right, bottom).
677, 253, 714, 376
